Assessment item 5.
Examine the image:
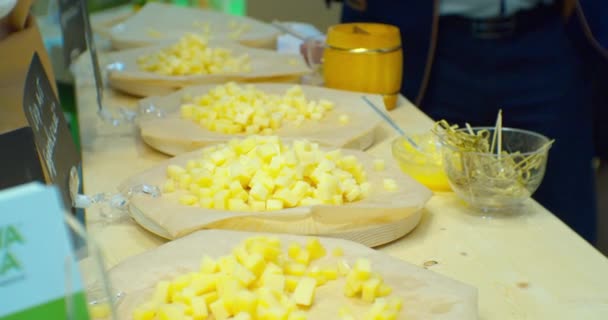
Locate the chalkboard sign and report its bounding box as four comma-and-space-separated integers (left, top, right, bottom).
22, 53, 82, 210
58, 0, 87, 66
0, 127, 45, 190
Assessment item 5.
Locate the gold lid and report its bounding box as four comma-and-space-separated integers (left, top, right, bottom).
326, 23, 401, 51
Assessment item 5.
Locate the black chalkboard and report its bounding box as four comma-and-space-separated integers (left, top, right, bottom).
58, 0, 87, 66
22, 53, 82, 210
0, 127, 46, 190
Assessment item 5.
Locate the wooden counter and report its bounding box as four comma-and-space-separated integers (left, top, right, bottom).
75, 55, 608, 320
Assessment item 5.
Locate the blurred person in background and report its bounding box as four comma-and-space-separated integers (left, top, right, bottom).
322, 0, 608, 243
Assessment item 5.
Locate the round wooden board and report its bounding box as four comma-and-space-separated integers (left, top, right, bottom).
108, 230, 478, 320
107, 41, 310, 97
108, 2, 280, 50
136, 84, 383, 156
119, 142, 432, 243
129, 203, 423, 248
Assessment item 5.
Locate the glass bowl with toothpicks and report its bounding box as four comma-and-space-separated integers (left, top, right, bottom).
434, 118, 554, 212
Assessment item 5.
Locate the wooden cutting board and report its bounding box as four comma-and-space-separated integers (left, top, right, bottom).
107, 40, 310, 97
109, 230, 478, 320
118, 143, 432, 246
109, 2, 280, 50
137, 84, 383, 156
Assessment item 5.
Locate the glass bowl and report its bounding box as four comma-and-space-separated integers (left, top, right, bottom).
439, 127, 552, 212
391, 133, 451, 191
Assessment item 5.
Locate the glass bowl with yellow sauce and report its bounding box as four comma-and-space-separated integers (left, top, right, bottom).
391, 133, 450, 191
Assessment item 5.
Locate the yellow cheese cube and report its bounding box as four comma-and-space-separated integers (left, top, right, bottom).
293, 277, 317, 306
377, 284, 392, 297
202, 292, 219, 306
167, 165, 187, 179
284, 262, 307, 276
337, 260, 351, 276
158, 304, 188, 320
362, 278, 381, 302
200, 255, 218, 274
284, 275, 300, 293
198, 198, 213, 209
344, 273, 363, 297
243, 252, 267, 277
133, 307, 156, 320
228, 198, 250, 211
234, 264, 256, 286
332, 247, 344, 257
163, 180, 176, 193
218, 256, 238, 274
305, 238, 326, 260
250, 200, 267, 211
179, 194, 199, 206
213, 190, 229, 209
153, 281, 171, 304
354, 259, 372, 281
266, 199, 284, 211
294, 250, 310, 266
382, 179, 398, 191
209, 299, 231, 320
321, 267, 339, 280
233, 312, 253, 320
190, 296, 208, 320
287, 243, 301, 260
339, 114, 350, 125
273, 188, 300, 207
89, 303, 111, 319
262, 273, 285, 292
178, 174, 193, 189
233, 290, 257, 315
373, 159, 385, 171
387, 297, 402, 312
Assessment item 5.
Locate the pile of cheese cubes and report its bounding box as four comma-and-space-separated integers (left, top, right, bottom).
137, 34, 251, 76
132, 236, 402, 320
164, 136, 371, 211
180, 83, 335, 135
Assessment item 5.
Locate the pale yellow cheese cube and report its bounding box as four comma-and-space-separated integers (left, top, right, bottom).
133, 307, 156, 320
362, 278, 381, 302
179, 194, 199, 206
163, 180, 176, 193
209, 299, 231, 320
338, 114, 350, 125
305, 238, 326, 260
373, 159, 386, 171
243, 252, 267, 277
190, 296, 208, 320
354, 259, 372, 281
233, 290, 257, 315
262, 273, 285, 292
153, 281, 171, 304
266, 199, 284, 211
233, 312, 253, 320
293, 277, 317, 306
382, 179, 398, 191
167, 165, 187, 179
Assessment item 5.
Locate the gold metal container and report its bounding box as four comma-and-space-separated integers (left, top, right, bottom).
323, 23, 402, 110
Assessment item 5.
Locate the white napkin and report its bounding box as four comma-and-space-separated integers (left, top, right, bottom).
0, 0, 16, 20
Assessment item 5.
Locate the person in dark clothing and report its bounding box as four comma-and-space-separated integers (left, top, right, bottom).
324, 0, 608, 243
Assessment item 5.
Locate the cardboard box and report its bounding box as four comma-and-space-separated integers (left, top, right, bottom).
0, 14, 57, 134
